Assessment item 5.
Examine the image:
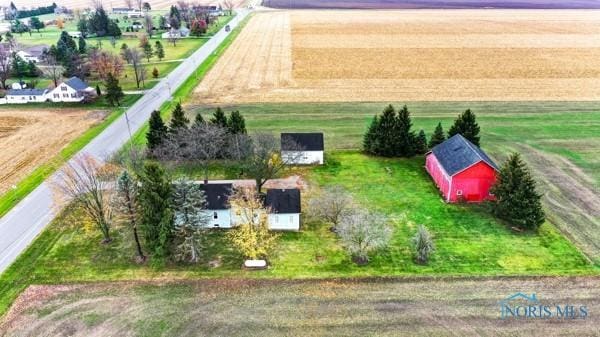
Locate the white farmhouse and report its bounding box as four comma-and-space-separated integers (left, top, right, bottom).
281, 133, 324, 165
201, 183, 233, 228
265, 189, 301, 231
47, 77, 94, 103
161, 27, 190, 39
6, 88, 48, 103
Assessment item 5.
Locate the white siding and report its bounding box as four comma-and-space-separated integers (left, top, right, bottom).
268, 213, 300, 231
48, 84, 84, 102
282, 150, 323, 165
6, 93, 46, 103
202, 209, 232, 228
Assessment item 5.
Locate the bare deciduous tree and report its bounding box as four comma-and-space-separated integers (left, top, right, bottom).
172, 178, 208, 263
144, 14, 154, 37
0, 47, 11, 89
337, 209, 392, 265
126, 47, 145, 88
89, 49, 125, 81
53, 154, 117, 243
412, 225, 435, 265
124, 0, 133, 9
43, 53, 62, 87
308, 185, 354, 229
222, 0, 235, 15
114, 170, 146, 262
243, 133, 302, 193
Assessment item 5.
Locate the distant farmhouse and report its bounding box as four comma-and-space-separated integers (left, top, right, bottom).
162, 27, 191, 39
281, 132, 324, 165
201, 183, 302, 231
425, 134, 498, 203
3, 77, 95, 104
16, 44, 49, 63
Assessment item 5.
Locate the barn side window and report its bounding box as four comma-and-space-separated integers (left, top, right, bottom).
213, 212, 218, 219
456, 190, 463, 196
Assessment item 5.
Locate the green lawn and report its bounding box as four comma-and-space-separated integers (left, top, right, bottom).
190, 101, 600, 263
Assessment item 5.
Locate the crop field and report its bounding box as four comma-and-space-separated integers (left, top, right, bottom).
266, 0, 600, 9
194, 10, 600, 103
0, 109, 105, 196
2, 277, 600, 336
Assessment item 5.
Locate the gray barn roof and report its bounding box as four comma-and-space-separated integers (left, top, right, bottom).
266, 189, 301, 214
7, 88, 46, 96
431, 134, 499, 176
200, 183, 232, 210
281, 133, 324, 151
64, 76, 90, 91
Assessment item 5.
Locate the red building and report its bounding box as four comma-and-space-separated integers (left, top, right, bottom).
425, 134, 499, 203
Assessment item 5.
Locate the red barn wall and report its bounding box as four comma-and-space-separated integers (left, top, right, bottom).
425, 153, 451, 200
449, 161, 497, 202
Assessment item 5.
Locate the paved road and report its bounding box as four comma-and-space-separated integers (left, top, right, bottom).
0, 9, 250, 274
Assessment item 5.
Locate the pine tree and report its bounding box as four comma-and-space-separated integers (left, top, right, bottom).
227, 110, 246, 134
104, 73, 124, 106
363, 115, 379, 155
169, 102, 189, 131
137, 162, 174, 258
78, 35, 86, 54
172, 179, 208, 263
95, 84, 101, 96
147, 110, 168, 152
375, 104, 398, 157
154, 40, 165, 60
394, 105, 416, 157
142, 42, 153, 62
56, 31, 77, 62
210, 107, 228, 128
448, 109, 481, 146
415, 130, 428, 155
429, 122, 446, 148
115, 171, 145, 262
194, 112, 205, 127
490, 153, 545, 230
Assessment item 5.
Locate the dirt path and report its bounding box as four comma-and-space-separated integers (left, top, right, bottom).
2, 277, 599, 336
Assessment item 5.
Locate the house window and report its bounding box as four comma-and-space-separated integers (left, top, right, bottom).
60, 86, 67, 91
213, 212, 218, 219
62, 93, 68, 98
213, 224, 219, 228
289, 215, 293, 222
70, 93, 77, 98
53, 93, 59, 98
456, 190, 463, 196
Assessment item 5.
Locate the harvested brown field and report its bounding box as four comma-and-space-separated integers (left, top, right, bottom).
2, 277, 600, 336
0, 109, 104, 195
194, 10, 600, 103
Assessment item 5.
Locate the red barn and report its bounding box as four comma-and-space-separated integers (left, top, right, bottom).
425, 134, 499, 203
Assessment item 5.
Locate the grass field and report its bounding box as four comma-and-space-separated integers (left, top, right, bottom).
2, 276, 600, 336
189, 101, 600, 264
194, 10, 600, 104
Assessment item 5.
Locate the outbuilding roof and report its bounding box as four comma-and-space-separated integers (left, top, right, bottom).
7, 88, 47, 96
200, 183, 232, 210
281, 133, 324, 151
265, 188, 301, 214
430, 134, 499, 176
64, 76, 90, 91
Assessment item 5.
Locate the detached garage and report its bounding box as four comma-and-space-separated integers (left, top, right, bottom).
425, 134, 498, 203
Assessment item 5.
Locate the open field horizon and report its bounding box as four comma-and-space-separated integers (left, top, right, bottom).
0, 0, 246, 10
267, 0, 600, 9
2, 277, 600, 336
194, 9, 600, 103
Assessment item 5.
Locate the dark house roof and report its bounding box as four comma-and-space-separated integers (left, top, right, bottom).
7, 88, 46, 96
265, 189, 301, 214
431, 134, 499, 176
64, 77, 90, 91
200, 183, 232, 210
281, 133, 324, 151
23, 44, 49, 56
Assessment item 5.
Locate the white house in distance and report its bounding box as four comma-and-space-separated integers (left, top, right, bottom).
5, 88, 48, 103
201, 183, 233, 228
47, 77, 95, 103
265, 189, 301, 231
281, 132, 324, 165
162, 27, 191, 39
200, 182, 302, 231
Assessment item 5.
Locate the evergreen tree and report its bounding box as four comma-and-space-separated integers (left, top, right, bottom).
56, 31, 77, 62
116, 170, 145, 262
104, 73, 124, 106
95, 84, 101, 96
193, 112, 205, 127
363, 115, 379, 155
152, 67, 159, 78
107, 20, 122, 37
142, 42, 153, 62
147, 110, 168, 151
415, 129, 428, 155
137, 162, 174, 258
169, 102, 189, 131
154, 40, 165, 60
227, 110, 246, 134
89, 6, 110, 36
210, 107, 228, 128
375, 104, 398, 157
172, 179, 208, 263
394, 105, 416, 157
448, 109, 481, 146
490, 153, 545, 231
77, 17, 89, 36
78, 35, 86, 54
429, 122, 446, 148
30, 16, 44, 32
